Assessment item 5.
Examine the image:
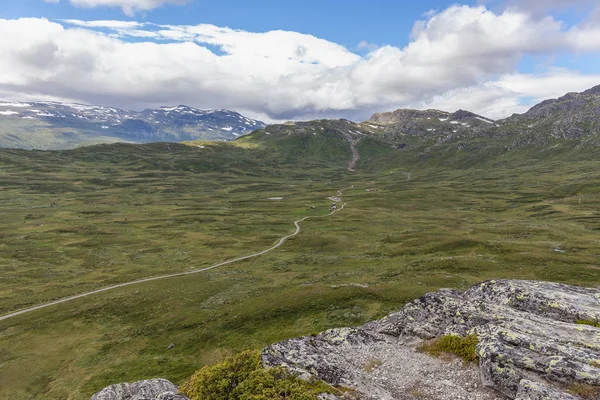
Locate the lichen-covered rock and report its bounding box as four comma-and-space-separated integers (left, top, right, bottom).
263, 324, 503, 399
515, 380, 580, 400
263, 280, 600, 399
90, 378, 188, 400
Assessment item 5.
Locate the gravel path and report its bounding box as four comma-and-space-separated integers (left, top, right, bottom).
346, 337, 506, 400
0, 189, 350, 322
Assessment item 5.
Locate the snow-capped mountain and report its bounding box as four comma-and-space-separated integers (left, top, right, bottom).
0, 101, 266, 149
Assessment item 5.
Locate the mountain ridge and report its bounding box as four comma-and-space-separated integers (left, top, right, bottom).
1, 84, 599, 152
494, 84, 600, 140
0, 101, 265, 149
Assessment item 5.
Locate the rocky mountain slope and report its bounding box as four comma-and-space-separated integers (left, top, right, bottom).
493, 85, 600, 140
93, 280, 600, 400
0, 101, 265, 150
368, 108, 495, 135
237, 84, 600, 166
365, 85, 600, 147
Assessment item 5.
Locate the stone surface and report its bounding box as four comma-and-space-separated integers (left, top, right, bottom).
515, 380, 580, 400
263, 280, 600, 399
263, 328, 503, 400
495, 84, 600, 142
90, 378, 188, 400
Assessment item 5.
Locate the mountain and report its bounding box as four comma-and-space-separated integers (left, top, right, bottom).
366, 108, 496, 143
233, 85, 600, 172
0, 101, 265, 150
369, 108, 495, 131
493, 84, 600, 140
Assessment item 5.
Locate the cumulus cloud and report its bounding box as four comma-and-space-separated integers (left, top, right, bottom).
356, 41, 379, 52
0, 4, 599, 122
53, 0, 191, 16
420, 69, 600, 119
61, 19, 143, 28
567, 6, 600, 52
480, 0, 596, 15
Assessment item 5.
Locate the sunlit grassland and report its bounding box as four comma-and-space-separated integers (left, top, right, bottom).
1, 138, 600, 399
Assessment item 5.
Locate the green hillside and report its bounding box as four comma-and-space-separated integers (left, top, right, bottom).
1, 117, 600, 399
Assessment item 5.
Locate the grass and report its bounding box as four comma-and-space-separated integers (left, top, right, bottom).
566, 383, 600, 399
576, 320, 600, 328
363, 359, 383, 373
1, 130, 600, 399
418, 335, 479, 362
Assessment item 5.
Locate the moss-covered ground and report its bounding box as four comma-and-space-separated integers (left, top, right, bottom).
1, 135, 600, 399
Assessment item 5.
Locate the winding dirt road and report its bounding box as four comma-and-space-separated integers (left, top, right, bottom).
0, 191, 349, 322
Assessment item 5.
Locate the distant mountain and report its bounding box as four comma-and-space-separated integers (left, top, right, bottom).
369, 108, 495, 128
0, 101, 265, 150
236, 85, 600, 171
494, 84, 600, 140
238, 119, 370, 167
367, 108, 496, 144
363, 85, 600, 147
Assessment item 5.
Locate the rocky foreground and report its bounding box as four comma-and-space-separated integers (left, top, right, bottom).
92, 280, 600, 399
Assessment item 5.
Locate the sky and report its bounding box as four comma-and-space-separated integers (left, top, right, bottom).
0, 0, 599, 122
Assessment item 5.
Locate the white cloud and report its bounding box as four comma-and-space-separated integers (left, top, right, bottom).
419, 69, 600, 119
58, 0, 190, 16
1, 4, 599, 122
567, 6, 600, 52
356, 40, 379, 52
61, 19, 143, 29
418, 84, 530, 119
496, 69, 600, 102
480, 0, 596, 15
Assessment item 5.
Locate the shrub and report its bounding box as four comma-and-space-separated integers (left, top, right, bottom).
576, 320, 600, 328
418, 334, 479, 362
567, 383, 600, 399
180, 350, 340, 400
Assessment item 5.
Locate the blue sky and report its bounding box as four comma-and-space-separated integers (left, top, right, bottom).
0, 0, 599, 121
1, 0, 591, 49
2, 0, 483, 53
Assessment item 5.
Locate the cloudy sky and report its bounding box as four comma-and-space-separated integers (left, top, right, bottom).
0, 0, 599, 122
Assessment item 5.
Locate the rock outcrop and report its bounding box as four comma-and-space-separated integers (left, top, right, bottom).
90, 378, 188, 400
91, 280, 600, 399
263, 280, 600, 399
367, 108, 495, 140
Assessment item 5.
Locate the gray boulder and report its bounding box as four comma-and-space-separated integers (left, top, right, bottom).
263, 280, 600, 399
515, 380, 580, 400
90, 378, 188, 400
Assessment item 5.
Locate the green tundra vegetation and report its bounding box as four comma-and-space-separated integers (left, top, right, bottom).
179, 350, 340, 400
1, 122, 600, 399
418, 335, 479, 362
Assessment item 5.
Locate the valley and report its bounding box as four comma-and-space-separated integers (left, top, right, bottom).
2, 1, 600, 398
1, 102, 600, 398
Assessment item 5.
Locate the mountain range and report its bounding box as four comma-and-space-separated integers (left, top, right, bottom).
0, 84, 599, 153
0, 101, 265, 150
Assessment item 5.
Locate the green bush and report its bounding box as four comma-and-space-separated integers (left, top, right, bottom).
567, 383, 600, 399
180, 350, 340, 400
576, 320, 600, 328
418, 334, 479, 362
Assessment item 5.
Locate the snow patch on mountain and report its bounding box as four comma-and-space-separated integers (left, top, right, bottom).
0, 100, 267, 149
